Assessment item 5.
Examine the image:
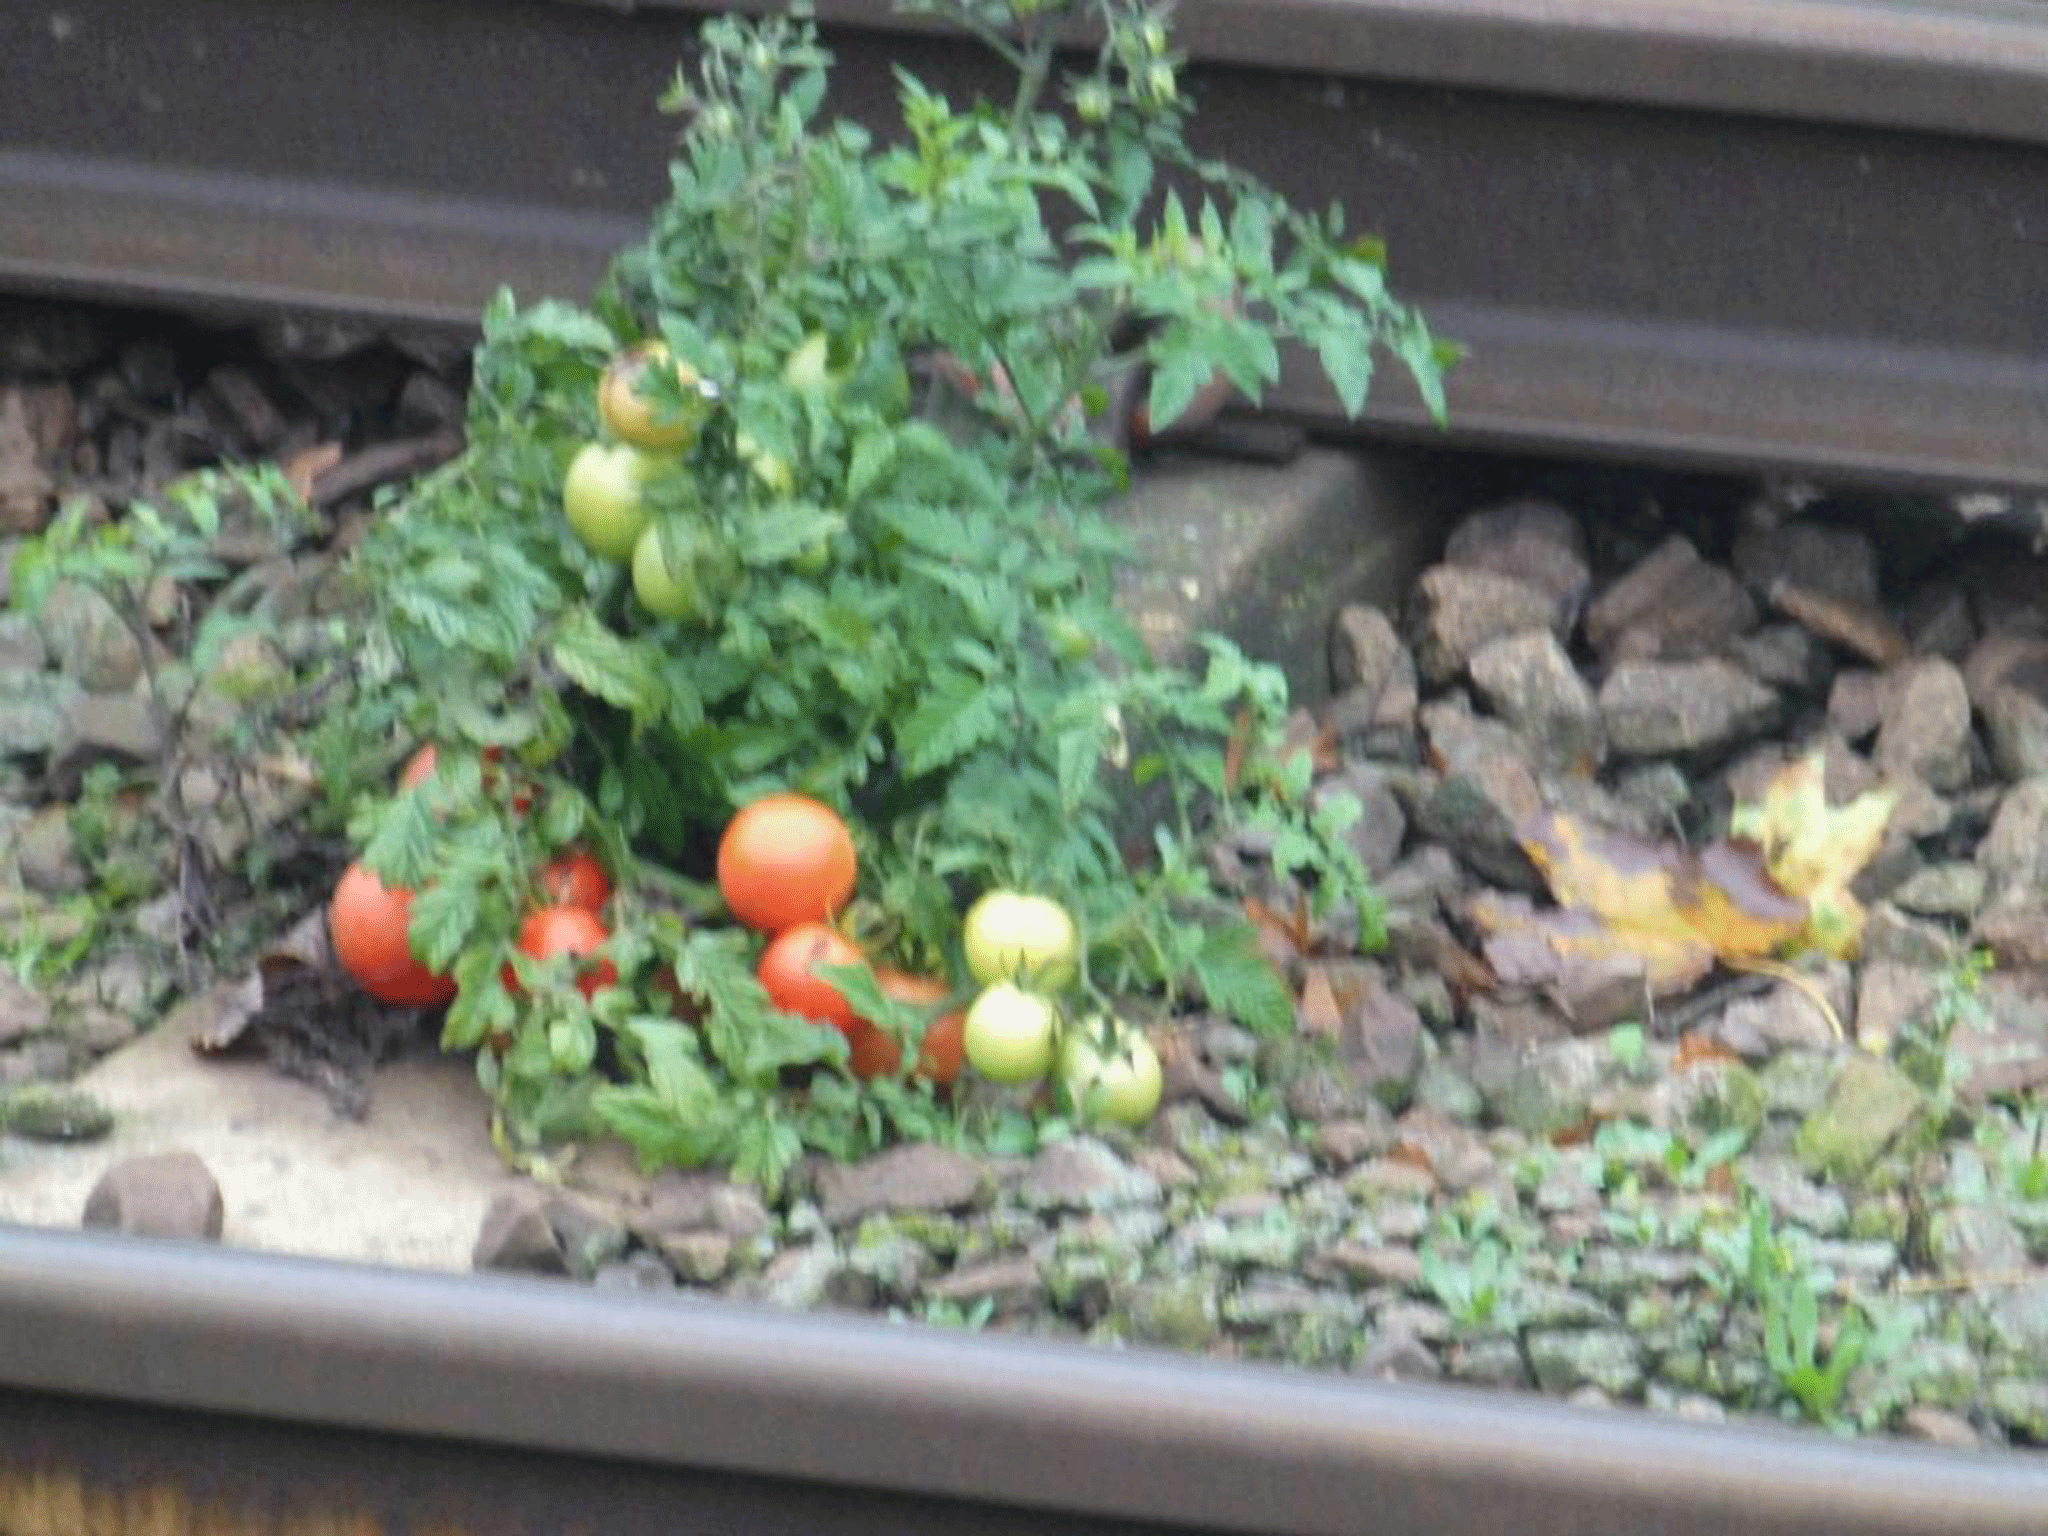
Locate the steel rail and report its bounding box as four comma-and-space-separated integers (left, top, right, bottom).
1, 1224, 2046, 1535
1, 0, 2044, 488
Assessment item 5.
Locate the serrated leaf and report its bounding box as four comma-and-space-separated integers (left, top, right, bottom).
1190, 920, 1294, 1036
894, 667, 1007, 776
551, 609, 664, 721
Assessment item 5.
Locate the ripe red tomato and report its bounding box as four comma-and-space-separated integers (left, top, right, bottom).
756, 922, 864, 1038
328, 861, 455, 1007
506, 905, 617, 999
538, 850, 610, 912
396, 743, 531, 813
846, 969, 965, 1085
717, 793, 857, 934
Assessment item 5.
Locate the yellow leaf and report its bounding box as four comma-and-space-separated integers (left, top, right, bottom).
1729, 750, 1895, 958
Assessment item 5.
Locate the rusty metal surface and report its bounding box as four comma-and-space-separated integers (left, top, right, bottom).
1, 0, 2045, 486
1, 1226, 2047, 1536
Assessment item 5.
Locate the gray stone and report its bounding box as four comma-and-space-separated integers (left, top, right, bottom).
1793, 1053, 1928, 1182
42, 581, 144, 693
0, 612, 46, 672
747, 1242, 842, 1309
1599, 658, 1779, 757
1875, 656, 1973, 792
1979, 777, 2048, 896
1117, 448, 1452, 704
1412, 700, 1545, 889
1490, 1036, 1608, 1137
1113, 1275, 1223, 1350
1758, 1050, 1844, 1119
1725, 623, 1833, 695
61, 689, 166, 763
1860, 903, 1958, 970
1963, 630, 2048, 781
813, 1143, 992, 1227
1441, 498, 1590, 612
1410, 563, 1562, 685
1468, 629, 1605, 770
1019, 1137, 1161, 1213
1742, 1156, 1850, 1237
82, 1149, 224, 1241
1526, 1328, 1645, 1397
1976, 898, 2048, 972
13, 803, 86, 895
471, 1187, 568, 1274
0, 1083, 113, 1142
541, 1196, 631, 1278
0, 971, 50, 1045
1733, 521, 1880, 608
1706, 980, 1840, 1058
1309, 762, 1406, 876
1890, 862, 1987, 921
924, 1255, 1044, 1315
592, 1252, 677, 1293
656, 1229, 735, 1284
1307, 1111, 1396, 1169
1827, 668, 1888, 742
1927, 1203, 2028, 1280
1311, 1239, 1425, 1289
1903, 583, 1977, 661
635, 1168, 772, 1243
0, 669, 73, 760
1355, 1325, 1442, 1381
1584, 535, 1757, 664
1854, 962, 1942, 1055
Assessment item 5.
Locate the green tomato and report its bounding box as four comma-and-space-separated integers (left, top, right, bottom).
563, 442, 659, 562
734, 429, 795, 496
1059, 1021, 1162, 1127
782, 332, 838, 402
963, 982, 1059, 1085
632, 522, 707, 621
963, 889, 1079, 992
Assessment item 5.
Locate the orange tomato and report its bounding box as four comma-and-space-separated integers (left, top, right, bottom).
507, 905, 617, 999
756, 922, 864, 1039
846, 969, 965, 1085
328, 861, 455, 1007
538, 850, 610, 912
717, 793, 856, 934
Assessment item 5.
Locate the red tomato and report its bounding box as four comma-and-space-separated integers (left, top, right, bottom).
846, 969, 965, 1085
538, 850, 610, 912
328, 862, 455, 1007
397, 743, 531, 813
505, 905, 617, 999
717, 793, 857, 934
756, 922, 864, 1038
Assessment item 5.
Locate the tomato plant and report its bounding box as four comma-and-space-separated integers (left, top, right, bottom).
757, 922, 865, 1038
329, 862, 456, 1006
717, 794, 858, 934
332, 0, 1440, 1187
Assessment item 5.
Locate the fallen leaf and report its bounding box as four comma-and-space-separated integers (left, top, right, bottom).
1298, 963, 1344, 1038
1728, 749, 1896, 958
1675, 1032, 1744, 1070
280, 440, 344, 502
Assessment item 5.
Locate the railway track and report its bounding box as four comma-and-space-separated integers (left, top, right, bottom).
0, 0, 2044, 488
3, 3, 2048, 1531
3, 1226, 2048, 1536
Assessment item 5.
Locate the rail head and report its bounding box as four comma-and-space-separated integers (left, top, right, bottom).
0, 1225, 2044, 1536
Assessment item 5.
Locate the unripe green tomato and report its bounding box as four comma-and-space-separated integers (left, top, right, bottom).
963, 982, 1059, 1085
962, 890, 1079, 992
1144, 62, 1177, 105
734, 429, 795, 496
1041, 613, 1094, 662
563, 442, 659, 562
782, 332, 838, 402
1073, 80, 1112, 124
1059, 1021, 1163, 1127
632, 523, 707, 621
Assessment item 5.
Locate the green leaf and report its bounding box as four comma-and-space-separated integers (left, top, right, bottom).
894, 666, 1008, 777
1189, 920, 1293, 1035
551, 608, 664, 722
